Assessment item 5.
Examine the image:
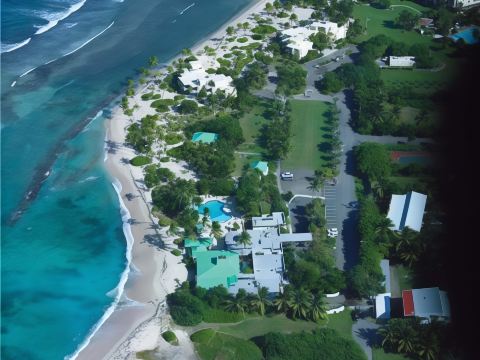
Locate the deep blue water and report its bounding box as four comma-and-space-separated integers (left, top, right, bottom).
1, 0, 251, 359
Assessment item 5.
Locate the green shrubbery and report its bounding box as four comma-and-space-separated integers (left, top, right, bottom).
237, 37, 248, 43
165, 133, 183, 145
130, 156, 151, 166
252, 24, 277, 35
262, 328, 366, 360
151, 98, 175, 112
178, 99, 198, 114
171, 249, 182, 256
141, 92, 161, 101
202, 308, 244, 323
162, 330, 178, 344
126, 114, 160, 153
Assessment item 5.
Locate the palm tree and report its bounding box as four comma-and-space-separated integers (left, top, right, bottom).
250, 287, 271, 316
237, 231, 252, 248
273, 287, 291, 313
172, 180, 196, 211
168, 222, 179, 236
289, 13, 298, 26
223, 296, 247, 317
417, 339, 439, 360
202, 215, 210, 228
148, 55, 158, 68
307, 177, 321, 194
395, 227, 423, 267
309, 294, 327, 322
242, 22, 249, 35
203, 207, 210, 218
378, 325, 398, 350
210, 221, 223, 239
287, 288, 312, 319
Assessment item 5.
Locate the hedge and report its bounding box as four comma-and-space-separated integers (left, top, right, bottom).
160, 157, 170, 162
130, 156, 151, 166
237, 37, 248, 43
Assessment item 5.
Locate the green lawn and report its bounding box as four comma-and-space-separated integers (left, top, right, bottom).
218, 313, 323, 339
282, 100, 333, 171
191, 329, 263, 360
396, 265, 414, 292
238, 100, 270, 148
325, 309, 355, 341
373, 347, 409, 360
353, 1, 429, 44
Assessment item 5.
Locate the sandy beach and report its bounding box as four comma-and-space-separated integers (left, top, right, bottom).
74, 1, 269, 359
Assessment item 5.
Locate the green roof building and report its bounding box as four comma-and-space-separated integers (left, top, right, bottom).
191, 132, 219, 144
184, 237, 213, 258
250, 161, 269, 176
196, 250, 240, 289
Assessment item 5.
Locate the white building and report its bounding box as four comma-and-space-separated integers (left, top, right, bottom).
177, 63, 236, 96
388, 56, 416, 67
387, 191, 427, 232
225, 212, 312, 294
310, 20, 349, 41
286, 39, 314, 59
450, 0, 480, 8
280, 27, 316, 59
375, 293, 392, 319
403, 287, 451, 322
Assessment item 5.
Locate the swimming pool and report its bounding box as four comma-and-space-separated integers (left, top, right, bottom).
197, 200, 232, 223
449, 27, 480, 45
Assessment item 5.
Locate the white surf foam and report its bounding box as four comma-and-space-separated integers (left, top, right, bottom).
62, 21, 114, 58
1, 38, 32, 54
19, 67, 38, 78
180, 2, 195, 15
34, 0, 86, 35
11, 81, 17, 87
78, 176, 99, 183
65, 179, 134, 360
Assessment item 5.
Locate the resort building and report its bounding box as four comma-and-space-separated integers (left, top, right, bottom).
388, 56, 416, 67
191, 132, 219, 144
250, 161, 269, 176
402, 287, 451, 322
449, 0, 480, 9
225, 212, 312, 294
195, 250, 240, 289
177, 63, 236, 96
184, 237, 213, 258
310, 20, 349, 41
387, 191, 427, 232
375, 259, 392, 319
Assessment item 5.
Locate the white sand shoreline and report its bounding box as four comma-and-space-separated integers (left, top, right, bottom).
74, 1, 269, 359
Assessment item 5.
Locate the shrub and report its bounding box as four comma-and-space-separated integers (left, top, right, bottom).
174, 94, 185, 102
251, 34, 263, 40
167, 290, 204, 326
178, 99, 198, 114
223, 53, 233, 58
160, 157, 170, 162
158, 214, 171, 227
171, 249, 182, 256
202, 308, 244, 323
151, 98, 175, 109
165, 133, 183, 145
252, 24, 277, 35
162, 330, 178, 344
190, 329, 215, 343
237, 37, 248, 43
141, 92, 161, 100
130, 156, 151, 166
226, 37, 236, 42
217, 58, 232, 67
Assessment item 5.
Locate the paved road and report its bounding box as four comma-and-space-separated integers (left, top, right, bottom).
352, 318, 381, 360
288, 196, 312, 233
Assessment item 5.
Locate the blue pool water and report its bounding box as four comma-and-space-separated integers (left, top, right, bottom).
449, 27, 480, 45
197, 200, 232, 223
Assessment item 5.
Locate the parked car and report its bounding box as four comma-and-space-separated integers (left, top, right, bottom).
327, 228, 338, 237
314, 64, 321, 68
281, 172, 294, 180
334, 57, 340, 62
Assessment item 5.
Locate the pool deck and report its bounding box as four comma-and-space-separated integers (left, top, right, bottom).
198, 196, 243, 236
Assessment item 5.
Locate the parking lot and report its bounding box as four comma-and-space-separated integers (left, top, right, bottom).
324, 183, 337, 228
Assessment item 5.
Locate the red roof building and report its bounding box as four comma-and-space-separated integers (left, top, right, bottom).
402, 290, 415, 316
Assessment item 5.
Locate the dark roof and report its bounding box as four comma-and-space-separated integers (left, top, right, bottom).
418, 18, 434, 27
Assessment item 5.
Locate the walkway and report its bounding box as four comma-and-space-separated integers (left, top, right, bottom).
352, 319, 380, 360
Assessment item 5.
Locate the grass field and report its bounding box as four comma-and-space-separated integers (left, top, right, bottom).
191, 329, 263, 360
282, 100, 333, 171
218, 313, 323, 339
352, 1, 429, 44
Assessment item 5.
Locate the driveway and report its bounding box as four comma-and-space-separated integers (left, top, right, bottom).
352, 318, 381, 360
277, 168, 317, 196
288, 196, 312, 233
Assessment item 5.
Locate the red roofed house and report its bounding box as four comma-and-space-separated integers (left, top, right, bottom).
402, 287, 451, 323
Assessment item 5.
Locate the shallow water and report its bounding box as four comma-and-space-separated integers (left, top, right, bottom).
1, 0, 252, 359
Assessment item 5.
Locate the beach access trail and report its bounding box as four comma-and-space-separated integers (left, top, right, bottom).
75, 0, 271, 359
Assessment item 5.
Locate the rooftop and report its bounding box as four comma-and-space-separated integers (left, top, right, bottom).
252, 212, 285, 228
191, 132, 219, 144
196, 250, 240, 289
250, 161, 269, 175
375, 293, 391, 319
403, 287, 451, 320
387, 191, 427, 232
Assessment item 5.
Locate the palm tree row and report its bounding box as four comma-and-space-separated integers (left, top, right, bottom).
378, 318, 445, 360
223, 286, 328, 322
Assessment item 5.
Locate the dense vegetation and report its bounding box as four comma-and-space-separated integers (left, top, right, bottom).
261, 328, 366, 360
275, 60, 307, 96
236, 169, 288, 217
285, 199, 346, 294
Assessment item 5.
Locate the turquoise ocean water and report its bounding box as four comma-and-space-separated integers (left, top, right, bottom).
1, 0, 251, 359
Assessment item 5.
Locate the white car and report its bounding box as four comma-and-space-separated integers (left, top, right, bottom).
281, 172, 293, 180
327, 228, 338, 237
